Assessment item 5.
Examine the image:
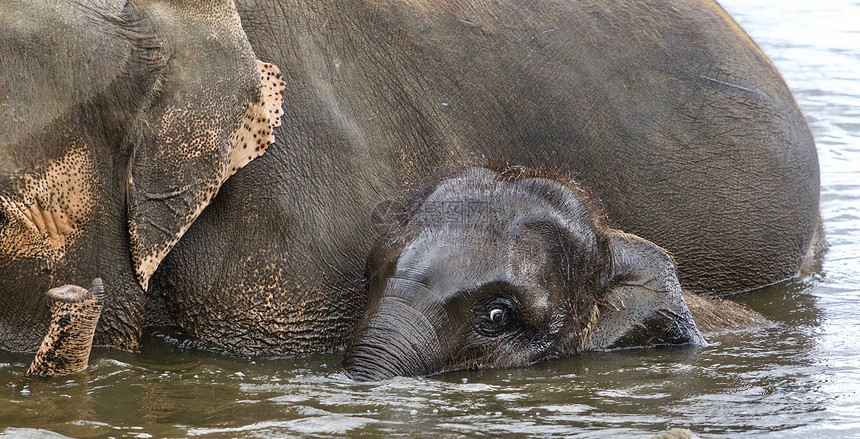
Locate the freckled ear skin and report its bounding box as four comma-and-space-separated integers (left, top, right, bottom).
126, 0, 285, 290
581, 231, 706, 350
26, 279, 105, 377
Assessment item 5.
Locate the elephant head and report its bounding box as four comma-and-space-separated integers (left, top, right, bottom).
0, 0, 284, 351
343, 166, 704, 381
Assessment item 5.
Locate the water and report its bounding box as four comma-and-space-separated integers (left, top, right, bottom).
2, 1, 859, 437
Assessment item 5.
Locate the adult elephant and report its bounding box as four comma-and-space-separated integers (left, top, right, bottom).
0, 0, 284, 354
1, 0, 819, 377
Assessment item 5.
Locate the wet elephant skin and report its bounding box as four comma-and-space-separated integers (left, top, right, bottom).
1, 0, 818, 364
342, 166, 706, 380
153, 0, 818, 356
0, 0, 284, 351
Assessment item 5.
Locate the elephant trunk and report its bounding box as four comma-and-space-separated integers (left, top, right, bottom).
26, 279, 104, 377
342, 296, 445, 381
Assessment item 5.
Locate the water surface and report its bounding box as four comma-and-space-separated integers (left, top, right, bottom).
2, 1, 859, 437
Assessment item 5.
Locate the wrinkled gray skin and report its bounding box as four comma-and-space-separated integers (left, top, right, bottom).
1, 0, 819, 378
0, 0, 280, 351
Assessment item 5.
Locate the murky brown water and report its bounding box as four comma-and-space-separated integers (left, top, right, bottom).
3, 1, 859, 437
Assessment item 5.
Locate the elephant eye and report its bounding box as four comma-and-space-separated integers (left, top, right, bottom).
476, 299, 515, 337
489, 307, 507, 325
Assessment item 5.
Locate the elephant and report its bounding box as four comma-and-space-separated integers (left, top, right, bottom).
1, 0, 285, 354
342, 165, 765, 380
1, 0, 819, 378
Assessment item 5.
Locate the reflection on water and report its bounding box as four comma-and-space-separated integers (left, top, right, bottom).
2, 0, 859, 437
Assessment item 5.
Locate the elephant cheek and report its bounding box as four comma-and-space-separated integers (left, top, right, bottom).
342, 298, 445, 381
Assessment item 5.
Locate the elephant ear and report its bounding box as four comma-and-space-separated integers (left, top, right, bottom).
127, 0, 285, 290
581, 231, 706, 350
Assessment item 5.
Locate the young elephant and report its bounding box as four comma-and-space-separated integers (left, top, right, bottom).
343, 166, 707, 381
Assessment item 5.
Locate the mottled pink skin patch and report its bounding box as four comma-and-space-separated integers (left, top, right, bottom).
227, 60, 286, 176
132, 60, 286, 291
0, 144, 97, 263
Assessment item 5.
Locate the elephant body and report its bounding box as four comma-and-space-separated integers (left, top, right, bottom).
2, 0, 819, 370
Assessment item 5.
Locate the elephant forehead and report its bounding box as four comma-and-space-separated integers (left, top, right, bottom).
390, 229, 557, 298
0, 140, 98, 262
394, 233, 505, 287
418, 169, 593, 234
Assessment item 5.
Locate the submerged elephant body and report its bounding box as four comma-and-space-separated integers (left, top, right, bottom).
1, 0, 819, 377
158, 0, 818, 355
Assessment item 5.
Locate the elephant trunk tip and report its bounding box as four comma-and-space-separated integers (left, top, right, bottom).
45, 278, 105, 304
90, 278, 105, 301
46, 285, 89, 304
